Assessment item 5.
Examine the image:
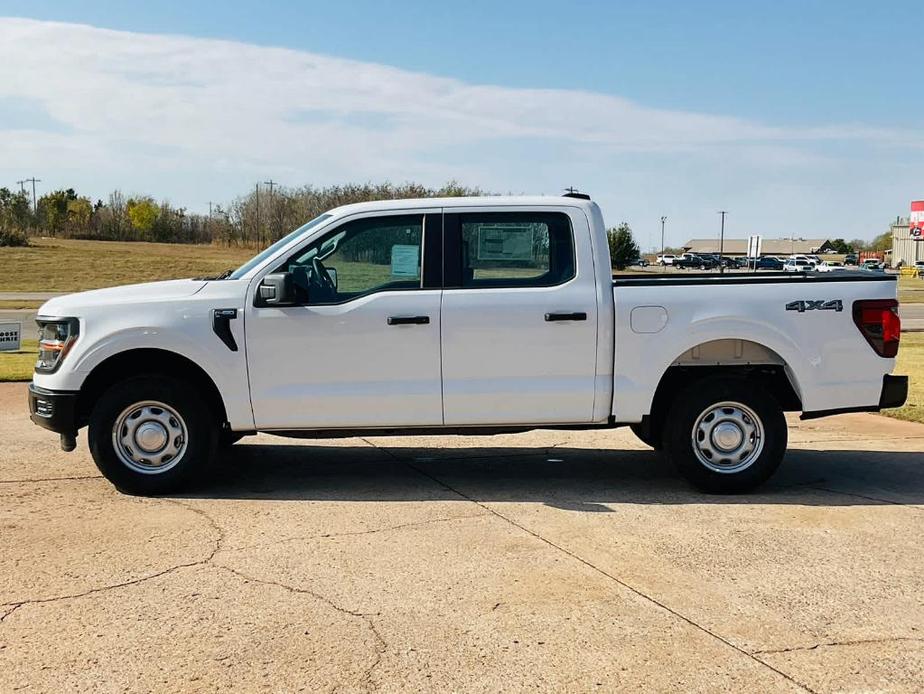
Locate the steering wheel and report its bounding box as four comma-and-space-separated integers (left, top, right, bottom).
311, 257, 336, 293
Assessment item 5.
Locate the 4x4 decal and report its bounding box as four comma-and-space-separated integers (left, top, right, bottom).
785, 299, 843, 313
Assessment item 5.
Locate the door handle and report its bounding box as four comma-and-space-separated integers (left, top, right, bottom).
545, 312, 587, 322
387, 315, 430, 326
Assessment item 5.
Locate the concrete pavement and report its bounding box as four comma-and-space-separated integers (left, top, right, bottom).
1, 382, 922, 692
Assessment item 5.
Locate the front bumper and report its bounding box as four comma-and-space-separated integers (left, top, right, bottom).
801, 374, 908, 419
28, 383, 79, 436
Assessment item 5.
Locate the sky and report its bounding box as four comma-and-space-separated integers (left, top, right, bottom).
0, 1, 922, 248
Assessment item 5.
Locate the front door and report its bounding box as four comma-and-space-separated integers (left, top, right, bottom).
246, 211, 443, 430
439, 209, 599, 425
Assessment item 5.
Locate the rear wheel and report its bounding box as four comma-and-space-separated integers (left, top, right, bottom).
88, 376, 218, 495
663, 378, 787, 493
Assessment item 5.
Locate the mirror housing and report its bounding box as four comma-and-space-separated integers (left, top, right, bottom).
257, 272, 298, 306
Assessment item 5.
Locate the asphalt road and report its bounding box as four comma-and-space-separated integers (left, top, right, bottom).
1, 382, 922, 692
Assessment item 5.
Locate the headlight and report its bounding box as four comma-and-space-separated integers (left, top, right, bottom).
35, 318, 79, 373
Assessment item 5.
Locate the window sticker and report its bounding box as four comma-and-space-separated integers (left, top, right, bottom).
476, 225, 536, 261
391, 244, 420, 277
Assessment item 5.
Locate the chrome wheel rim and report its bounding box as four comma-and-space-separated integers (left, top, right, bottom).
691, 401, 764, 474
112, 400, 188, 474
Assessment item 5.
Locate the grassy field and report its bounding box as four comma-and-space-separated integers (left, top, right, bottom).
898, 275, 924, 304
0, 340, 36, 382
886, 332, 924, 424
0, 237, 254, 292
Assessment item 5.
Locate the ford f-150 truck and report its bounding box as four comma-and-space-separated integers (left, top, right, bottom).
28, 194, 908, 495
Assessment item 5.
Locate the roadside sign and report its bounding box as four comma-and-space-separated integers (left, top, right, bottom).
747, 235, 762, 258
0, 322, 22, 352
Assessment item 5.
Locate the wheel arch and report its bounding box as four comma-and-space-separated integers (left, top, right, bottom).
76, 348, 229, 429
643, 338, 802, 438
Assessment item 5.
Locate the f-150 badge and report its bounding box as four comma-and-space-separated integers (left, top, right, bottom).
785, 299, 843, 313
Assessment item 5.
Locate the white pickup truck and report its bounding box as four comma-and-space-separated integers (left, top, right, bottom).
28, 194, 907, 495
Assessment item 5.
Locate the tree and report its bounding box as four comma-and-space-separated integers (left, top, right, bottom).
36, 188, 78, 236
869, 231, 891, 253
126, 197, 159, 235
829, 238, 854, 254
848, 238, 867, 252
607, 222, 640, 270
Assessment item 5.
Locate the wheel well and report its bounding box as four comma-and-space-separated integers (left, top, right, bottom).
644, 364, 802, 437
76, 349, 228, 429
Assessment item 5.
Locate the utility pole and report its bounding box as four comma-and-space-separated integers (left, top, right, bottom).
254, 183, 261, 246
263, 180, 278, 242
23, 177, 41, 212
718, 211, 728, 274
16, 179, 26, 195
660, 216, 667, 271
208, 201, 213, 219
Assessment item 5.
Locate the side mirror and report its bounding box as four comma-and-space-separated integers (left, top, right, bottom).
257, 272, 298, 306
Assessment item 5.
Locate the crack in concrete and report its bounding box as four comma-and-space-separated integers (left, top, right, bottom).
213, 564, 386, 692
223, 512, 490, 555
1, 495, 387, 692
810, 486, 924, 513
396, 456, 817, 694
753, 636, 924, 655
0, 497, 223, 616
0, 603, 22, 622
0, 474, 102, 484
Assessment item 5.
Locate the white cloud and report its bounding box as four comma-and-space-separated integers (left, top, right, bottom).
0, 16, 920, 242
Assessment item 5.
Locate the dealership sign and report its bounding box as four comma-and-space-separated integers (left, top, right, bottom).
912, 201, 924, 241
0, 322, 21, 352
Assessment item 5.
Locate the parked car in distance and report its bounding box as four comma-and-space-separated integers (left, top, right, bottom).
914, 260, 924, 271
674, 253, 717, 270
862, 259, 885, 272
632, 257, 650, 267
815, 260, 848, 272
844, 253, 858, 266
784, 258, 815, 272
747, 256, 784, 270
657, 254, 676, 266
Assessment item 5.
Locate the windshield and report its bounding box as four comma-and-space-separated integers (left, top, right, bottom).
228, 214, 332, 280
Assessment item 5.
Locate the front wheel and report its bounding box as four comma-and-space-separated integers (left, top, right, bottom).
663, 378, 787, 493
88, 376, 218, 495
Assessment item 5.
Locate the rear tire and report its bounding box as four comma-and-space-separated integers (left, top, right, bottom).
663, 378, 787, 493
88, 376, 218, 495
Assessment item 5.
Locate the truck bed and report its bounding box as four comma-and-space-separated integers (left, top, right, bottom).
613, 271, 897, 287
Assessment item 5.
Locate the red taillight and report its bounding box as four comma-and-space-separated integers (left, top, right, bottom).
853, 299, 900, 358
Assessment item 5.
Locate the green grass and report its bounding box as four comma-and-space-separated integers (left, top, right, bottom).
0, 237, 255, 292
898, 275, 924, 304
884, 332, 924, 424
0, 339, 37, 382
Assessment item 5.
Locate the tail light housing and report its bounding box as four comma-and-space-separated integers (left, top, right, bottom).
852, 299, 900, 358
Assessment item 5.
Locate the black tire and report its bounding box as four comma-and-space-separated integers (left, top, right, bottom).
663, 378, 787, 493
88, 376, 218, 495
630, 420, 662, 450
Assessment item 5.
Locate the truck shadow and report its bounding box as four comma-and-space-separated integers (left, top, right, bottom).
184, 441, 924, 508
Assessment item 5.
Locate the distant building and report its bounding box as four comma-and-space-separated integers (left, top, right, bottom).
682, 238, 835, 257
890, 201, 924, 267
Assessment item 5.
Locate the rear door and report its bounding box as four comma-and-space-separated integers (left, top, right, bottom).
439, 207, 599, 425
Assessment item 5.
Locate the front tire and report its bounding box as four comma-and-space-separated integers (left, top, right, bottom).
663, 378, 787, 493
88, 376, 218, 495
